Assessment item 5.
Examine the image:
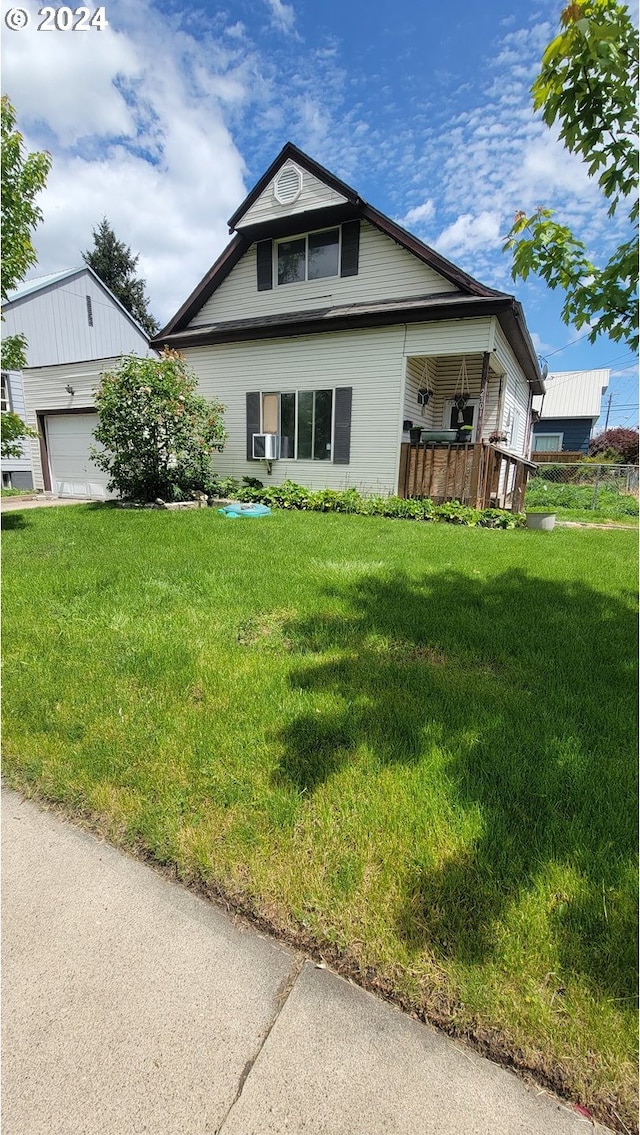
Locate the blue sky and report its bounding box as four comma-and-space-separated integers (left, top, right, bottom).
2, 0, 637, 429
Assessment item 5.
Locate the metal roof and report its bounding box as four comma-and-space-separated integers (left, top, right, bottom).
532, 369, 611, 420
5, 268, 84, 304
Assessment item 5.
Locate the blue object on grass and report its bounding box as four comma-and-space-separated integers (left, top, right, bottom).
218, 502, 271, 519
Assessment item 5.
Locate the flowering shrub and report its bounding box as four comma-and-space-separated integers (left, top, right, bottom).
92, 351, 226, 501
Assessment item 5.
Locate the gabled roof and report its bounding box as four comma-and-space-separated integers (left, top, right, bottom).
153, 142, 543, 391
3, 264, 150, 342
5, 268, 82, 303
227, 142, 362, 230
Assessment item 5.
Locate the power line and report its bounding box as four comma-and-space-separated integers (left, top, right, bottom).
543, 331, 593, 358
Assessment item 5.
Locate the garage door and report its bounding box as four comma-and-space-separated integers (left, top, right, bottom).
46, 413, 113, 499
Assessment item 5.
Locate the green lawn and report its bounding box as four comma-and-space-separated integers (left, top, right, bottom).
2, 506, 637, 1130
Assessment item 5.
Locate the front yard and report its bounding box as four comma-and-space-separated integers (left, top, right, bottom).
2, 506, 637, 1130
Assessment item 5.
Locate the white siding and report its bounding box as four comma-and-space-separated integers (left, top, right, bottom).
21, 357, 115, 491
183, 327, 407, 495
404, 318, 493, 357
237, 163, 348, 229
192, 221, 457, 326
3, 271, 150, 367
492, 321, 532, 457
1, 372, 32, 474
403, 357, 438, 434
402, 353, 502, 442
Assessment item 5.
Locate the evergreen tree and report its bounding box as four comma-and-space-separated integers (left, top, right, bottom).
82, 218, 160, 337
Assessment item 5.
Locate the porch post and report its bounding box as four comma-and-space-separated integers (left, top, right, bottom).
475, 351, 490, 441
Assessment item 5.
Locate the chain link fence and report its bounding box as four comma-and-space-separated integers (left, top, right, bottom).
530, 462, 638, 491
527, 462, 639, 514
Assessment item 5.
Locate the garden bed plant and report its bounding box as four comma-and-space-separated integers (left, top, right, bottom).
214, 478, 523, 528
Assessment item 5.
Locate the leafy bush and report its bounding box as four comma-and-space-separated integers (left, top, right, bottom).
211, 476, 241, 498
433, 501, 480, 525
224, 480, 519, 528
92, 351, 226, 501
477, 508, 524, 529
1, 411, 37, 458
589, 428, 639, 465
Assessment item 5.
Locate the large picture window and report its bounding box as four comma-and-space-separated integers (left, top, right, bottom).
276, 229, 340, 285
261, 389, 333, 461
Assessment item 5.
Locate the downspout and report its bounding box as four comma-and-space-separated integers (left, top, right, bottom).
524, 386, 535, 458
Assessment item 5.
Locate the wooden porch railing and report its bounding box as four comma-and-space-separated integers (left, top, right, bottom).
398, 442, 537, 512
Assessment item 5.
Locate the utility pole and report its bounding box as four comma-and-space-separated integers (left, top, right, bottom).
604, 393, 612, 431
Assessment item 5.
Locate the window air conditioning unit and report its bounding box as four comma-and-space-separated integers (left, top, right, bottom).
252, 433, 284, 460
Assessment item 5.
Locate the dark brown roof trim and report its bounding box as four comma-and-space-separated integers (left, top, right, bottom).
155, 294, 544, 394
497, 302, 545, 395
361, 206, 506, 300
235, 202, 361, 243
227, 142, 362, 230
155, 233, 248, 340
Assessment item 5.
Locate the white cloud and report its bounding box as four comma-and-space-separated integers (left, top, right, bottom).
264, 0, 296, 34
3, 13, 142, 144
400, 200, 435, 228
2, 0, 249, 324
435, 211, 502, 257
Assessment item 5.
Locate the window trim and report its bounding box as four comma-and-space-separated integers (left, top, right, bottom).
274, 226, 342, 286
259, 389, 334, 462
1, 372, 11, 414
532, 431, 564, 453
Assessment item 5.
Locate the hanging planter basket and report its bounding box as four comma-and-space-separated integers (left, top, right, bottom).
453, 359, 471, 422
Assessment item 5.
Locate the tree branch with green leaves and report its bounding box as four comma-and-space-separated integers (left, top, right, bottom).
504, 0, 639, 353
1, 94, 52, 371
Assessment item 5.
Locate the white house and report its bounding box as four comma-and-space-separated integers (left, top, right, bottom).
2, 267, 150, 497
531, 369, 610, 455
152, 143, 544, 506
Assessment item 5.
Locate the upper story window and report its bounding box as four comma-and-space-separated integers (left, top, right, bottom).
276, 229, 340, 285
1, 372, 9, 413
256, 221, 360, 292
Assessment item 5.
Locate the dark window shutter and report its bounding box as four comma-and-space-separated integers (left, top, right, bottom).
246, 392, 261, 460
333, 387, 352, 464
340, 221, 360, 277
256, 240, 273, 291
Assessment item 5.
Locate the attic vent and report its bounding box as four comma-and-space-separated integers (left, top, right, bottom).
273, 163, 303, 206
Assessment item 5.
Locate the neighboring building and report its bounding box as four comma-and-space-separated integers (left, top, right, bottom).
2, 267, 150, 497
1, 368, 33, 489
531, 369, 610, 456
151, 143, 544, 505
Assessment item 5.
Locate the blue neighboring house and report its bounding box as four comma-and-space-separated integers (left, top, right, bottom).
531, 368, 610, 456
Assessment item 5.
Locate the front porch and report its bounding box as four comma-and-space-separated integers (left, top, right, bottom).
398, 441, 537, 512
398, 349, 536, 510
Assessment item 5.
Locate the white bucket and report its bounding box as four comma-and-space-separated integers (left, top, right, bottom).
525, 512, 556, 531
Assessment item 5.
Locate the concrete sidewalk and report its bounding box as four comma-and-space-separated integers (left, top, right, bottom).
2, 788, 608, 1135
1, 495, 89, 511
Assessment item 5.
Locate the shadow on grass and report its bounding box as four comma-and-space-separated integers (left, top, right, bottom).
1, 512, 29, 530
276, 568, 638, 999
